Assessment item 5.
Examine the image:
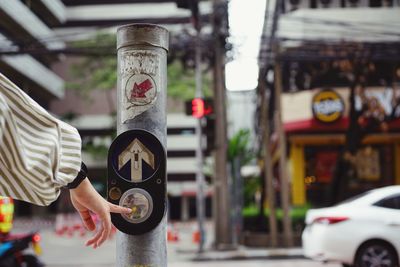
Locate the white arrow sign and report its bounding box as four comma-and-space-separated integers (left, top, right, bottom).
118, 138, 155, 182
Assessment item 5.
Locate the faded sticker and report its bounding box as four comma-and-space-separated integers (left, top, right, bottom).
119, 50, 160, 123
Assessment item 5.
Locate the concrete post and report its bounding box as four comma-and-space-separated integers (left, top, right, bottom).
116, 24, 169, 267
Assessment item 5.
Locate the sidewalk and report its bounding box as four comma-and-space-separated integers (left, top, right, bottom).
170, 221, 304, 262
190, 247, 304, 262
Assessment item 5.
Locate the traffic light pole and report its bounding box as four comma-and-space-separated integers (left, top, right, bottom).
116, 24, 168, 267
195, 30, 206, 253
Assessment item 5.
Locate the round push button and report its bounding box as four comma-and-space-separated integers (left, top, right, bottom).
119, 188, 153, 224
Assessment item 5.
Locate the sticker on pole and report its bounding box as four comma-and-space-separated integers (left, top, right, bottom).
119, 50, 162, 123
125, 74, 157, 107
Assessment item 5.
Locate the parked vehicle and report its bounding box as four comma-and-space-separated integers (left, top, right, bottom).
0, 232, 44, 267
302, 185, 400, 267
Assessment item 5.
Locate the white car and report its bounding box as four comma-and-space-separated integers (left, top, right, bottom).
302, 185, 400, 267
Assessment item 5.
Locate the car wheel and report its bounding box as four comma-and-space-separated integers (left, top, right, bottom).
355, 242, 398, 267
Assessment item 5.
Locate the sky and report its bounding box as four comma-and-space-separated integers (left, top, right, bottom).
225, 0, 267, 91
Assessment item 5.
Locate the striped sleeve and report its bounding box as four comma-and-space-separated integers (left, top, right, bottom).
0, 73, 82, 206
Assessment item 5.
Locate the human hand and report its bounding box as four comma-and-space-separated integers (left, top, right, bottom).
70, 178, 131, 248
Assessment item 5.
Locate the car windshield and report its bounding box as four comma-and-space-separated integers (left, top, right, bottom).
334, 190, 374, 206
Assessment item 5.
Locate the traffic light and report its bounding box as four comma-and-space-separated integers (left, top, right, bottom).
192, 98, 205, 118
185, 98, 215, 152
185, 98, 213, 118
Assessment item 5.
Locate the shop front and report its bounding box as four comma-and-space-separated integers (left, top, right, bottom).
284, 88, 400, 207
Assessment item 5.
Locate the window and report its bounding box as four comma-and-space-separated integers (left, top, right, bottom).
374, 194, 400, 209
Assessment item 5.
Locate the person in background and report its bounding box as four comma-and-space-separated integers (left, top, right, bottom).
0, 72, 131, 249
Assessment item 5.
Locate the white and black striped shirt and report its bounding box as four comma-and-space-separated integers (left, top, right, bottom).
0, 73, 82, 206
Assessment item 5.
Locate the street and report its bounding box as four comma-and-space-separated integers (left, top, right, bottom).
171, 260, 339, 267
14, 219, 340, 267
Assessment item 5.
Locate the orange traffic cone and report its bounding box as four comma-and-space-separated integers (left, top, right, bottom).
192, 230, 200, 244
167, 224, 179, 242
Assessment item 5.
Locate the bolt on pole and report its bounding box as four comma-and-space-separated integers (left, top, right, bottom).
116, 24, 169, 267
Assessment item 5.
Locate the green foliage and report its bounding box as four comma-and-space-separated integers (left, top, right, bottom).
242, 204, 311, 231
67, 33, 212, 101
167, 61, 212, 100
228, 128, 253, 164
82, 142, 109, 160
242, 204, 311, 221
228, 128, 259, 207
243, 176, 260, 207
67, 33, 117, 96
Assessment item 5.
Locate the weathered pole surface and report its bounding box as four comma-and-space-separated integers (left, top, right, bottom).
212, 0, 232, 248
116, 24, 168, 267
274, 60, 294, 247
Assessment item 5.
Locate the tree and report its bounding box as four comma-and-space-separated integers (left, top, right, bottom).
227, 129, 256, 243
66, 32, 213, 104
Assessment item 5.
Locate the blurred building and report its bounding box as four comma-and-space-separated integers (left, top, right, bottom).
283, 87, 400, 207
0, 0, 214, 219
284, 0, 399, 10
258, 0, 400, 207
0, 1, 65, 108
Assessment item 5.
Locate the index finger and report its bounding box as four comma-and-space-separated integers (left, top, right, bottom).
109, 203, 131, 214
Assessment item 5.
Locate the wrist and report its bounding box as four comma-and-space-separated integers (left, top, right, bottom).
70, 177, 90, 194
67, 162, 88, 189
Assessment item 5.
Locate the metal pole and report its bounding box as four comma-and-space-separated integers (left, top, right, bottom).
116, 24, 169, 267
195, 30, 206, 253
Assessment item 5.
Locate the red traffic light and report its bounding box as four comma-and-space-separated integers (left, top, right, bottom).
191, 98, 212, 118
192, 98, 204, 118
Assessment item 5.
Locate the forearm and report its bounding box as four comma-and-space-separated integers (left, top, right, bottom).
0, 72, 82, 205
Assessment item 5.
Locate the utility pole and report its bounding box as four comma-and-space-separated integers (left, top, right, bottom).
274, 60, 293, 247
258, 72, 278, 247
115, 24, 168, 267
212, 0, 232, 248
258, 0, 286, 247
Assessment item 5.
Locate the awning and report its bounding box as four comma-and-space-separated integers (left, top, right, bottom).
278, 8, 400, 44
